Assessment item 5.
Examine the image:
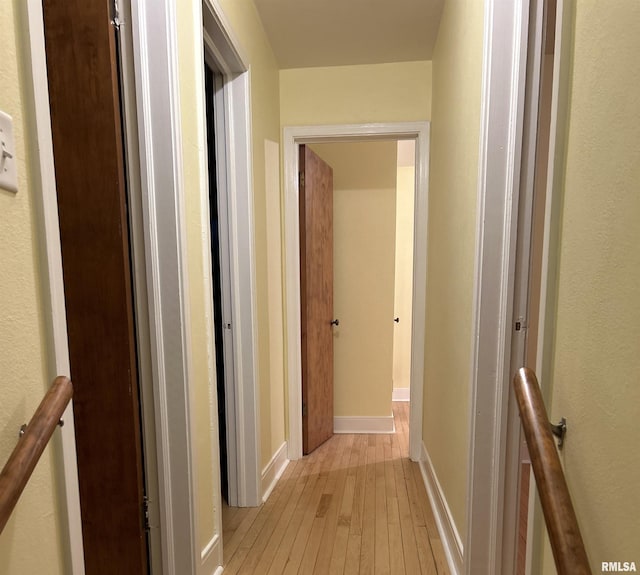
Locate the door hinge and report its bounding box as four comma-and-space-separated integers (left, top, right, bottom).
299, 172, 305, 189
111, 0, 122, 30
142, 496, 150, 532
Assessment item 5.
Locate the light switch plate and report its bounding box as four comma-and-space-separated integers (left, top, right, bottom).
0, 110, 18, 194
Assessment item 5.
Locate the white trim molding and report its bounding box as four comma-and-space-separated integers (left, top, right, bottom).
130, 1, 262, 573
334, 416, 395, 434
284, 122, 430, 463
200, 533, 221, 564
261, 442, 289, 502
465, 1, 531, 574
392, 387, 411, 402
130, 1, 198, 572
419, 443, 463, 575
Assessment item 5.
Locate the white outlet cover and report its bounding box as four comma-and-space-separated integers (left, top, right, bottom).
0, 110, 18, 194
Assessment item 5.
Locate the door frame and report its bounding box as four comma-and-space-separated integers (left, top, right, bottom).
466, 1, 573, 573
499, 0, 547, 571
283, 122, 430, 462
202, 0, 260, 507
199, 0, 262, 510
128, 0, 261, 571
527, 1, 575, 572
464, 0, 533, 573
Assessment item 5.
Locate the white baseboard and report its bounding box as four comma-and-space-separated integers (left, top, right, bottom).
419, 442, 463, 575
261, 441, 289, 502
392, 387, 410, 401
200, 532, 222, 574
333, 415, 395, 434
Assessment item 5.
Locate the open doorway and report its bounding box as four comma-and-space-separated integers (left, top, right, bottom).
204, 59, 235, 505
284, 122, 430, 463
299, 140, 415, 451
392, 141, 416, 406
199, 0, 262, 512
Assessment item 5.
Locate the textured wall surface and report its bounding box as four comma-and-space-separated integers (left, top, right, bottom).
0, 1, 66, 572
540, 2, 640, 571
280, 61, 432, 126
422, 0, 484, 539
177, 0, 217, 548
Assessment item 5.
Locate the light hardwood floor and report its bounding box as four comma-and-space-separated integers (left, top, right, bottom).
221, 402, 450, 574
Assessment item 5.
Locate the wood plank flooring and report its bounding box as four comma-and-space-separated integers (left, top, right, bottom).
222, 403, 450, 574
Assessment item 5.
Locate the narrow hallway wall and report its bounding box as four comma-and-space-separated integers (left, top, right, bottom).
422, 0, 484, 540
537, 2, 640, 571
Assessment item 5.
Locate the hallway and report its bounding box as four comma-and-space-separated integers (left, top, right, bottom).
221, 403, 450, 574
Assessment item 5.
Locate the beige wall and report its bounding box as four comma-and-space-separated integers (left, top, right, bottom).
280, 61, 432, 126
392, 143, 415, 392
538, 2, 640, 571
422, 0, 484, 539
176, 0, 217, 549
264, 140, 286, 457
0, 2, 66, 573
310, 142, 397, 418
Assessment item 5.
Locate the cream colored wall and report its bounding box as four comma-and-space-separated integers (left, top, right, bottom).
0, 2, 66, 573
280, 61, 432, 126
392, 144, 415, 392
310, 142, 397, 418
538, 2, 640, 572
264, 140, 286, 456
176, 1, 217, 550
422, 0, 484, 539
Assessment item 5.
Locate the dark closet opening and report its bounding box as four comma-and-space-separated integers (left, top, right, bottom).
205, 62, 229, 503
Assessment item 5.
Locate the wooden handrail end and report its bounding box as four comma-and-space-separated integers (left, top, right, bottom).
0, 376, 73, 534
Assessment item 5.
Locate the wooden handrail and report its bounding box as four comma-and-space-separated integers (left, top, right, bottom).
514, 367, 591, 575
0, 376, 73, 534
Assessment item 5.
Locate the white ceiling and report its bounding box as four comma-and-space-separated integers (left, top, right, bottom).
253, 0, 445, 69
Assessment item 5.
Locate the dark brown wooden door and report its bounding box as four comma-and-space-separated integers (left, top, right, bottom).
299, 145, 335, 454
42, 1, 148, 573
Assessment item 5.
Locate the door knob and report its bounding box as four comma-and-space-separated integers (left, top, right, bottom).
330, 319, 340, 326
394, 317, 400, 323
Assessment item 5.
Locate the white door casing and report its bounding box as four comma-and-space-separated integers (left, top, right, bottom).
465, 0, 532, 573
